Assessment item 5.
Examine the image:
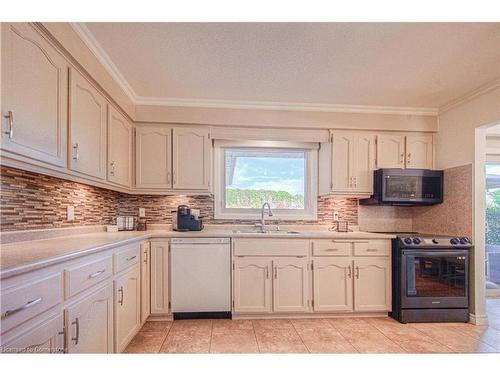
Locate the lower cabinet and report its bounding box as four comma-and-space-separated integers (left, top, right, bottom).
140, 242, 151, 324
1, 313, 65, 353
65, 284, 113, 353
353, 258, 392, 312
114, 265, 141, 353
312, 258, 353, 312
233, 258, 272, 313
150, 241, 169, 315
311, 257, 391, 313
233, 257, 308, 314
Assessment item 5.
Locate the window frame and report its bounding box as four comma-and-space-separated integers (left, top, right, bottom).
213, 140, 318, 220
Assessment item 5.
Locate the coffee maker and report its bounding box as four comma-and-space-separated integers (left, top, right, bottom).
174, 205, 203, 231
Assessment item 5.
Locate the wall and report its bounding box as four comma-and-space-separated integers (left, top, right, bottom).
0, 166, 361, 232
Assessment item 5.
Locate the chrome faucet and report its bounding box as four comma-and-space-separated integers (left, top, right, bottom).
258, 202, 273, 232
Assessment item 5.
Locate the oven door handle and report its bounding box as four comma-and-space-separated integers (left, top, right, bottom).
403, 251, 468, 257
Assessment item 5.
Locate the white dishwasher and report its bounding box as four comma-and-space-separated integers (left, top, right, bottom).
170, 238, 231, 318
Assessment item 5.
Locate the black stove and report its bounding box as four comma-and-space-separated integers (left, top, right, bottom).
390, 234, 471, 323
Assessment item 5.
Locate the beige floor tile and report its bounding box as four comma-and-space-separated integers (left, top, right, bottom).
291, 320, 357, 353
124, 331, 167, 353
210, 329, 259, 353
252, 319, 294, 331
212, 319, 254, 332
367, 318, 453, 353
328, 318, 406, 353
447, 323, 500, 351
169, 319, 213, 333
409, 323, 498, 353
160, 330, 212, 353
140, 321, 172, 333
255, 328, 309, 353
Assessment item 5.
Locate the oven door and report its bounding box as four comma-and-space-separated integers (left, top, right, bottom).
401, 250, 468, 309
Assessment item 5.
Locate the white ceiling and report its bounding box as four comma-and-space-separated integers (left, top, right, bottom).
80, 22, 500, 110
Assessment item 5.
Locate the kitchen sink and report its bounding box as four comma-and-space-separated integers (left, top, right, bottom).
231, 229, 301, 235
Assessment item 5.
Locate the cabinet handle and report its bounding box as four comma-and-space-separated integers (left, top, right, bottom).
3, 110, 13, 139
88, 269, 105, 279
354, 176, 358, 187
348, 265, 352, 278
266, 266, 269, 279
167, 171, 171, 184
274, 267, 278, 279
365, 248, 379, 252
126, 255, 137, 262
400, 152, 405, 164
118, 286, 124, 305
72, 143, 79, 161
144, 251, 148, 264
1, 297, 42, 319
355, 266, 360, 279
173, 171, 177, 185
110, 161, 115, 176
324, 248, 339, 252
71, 318, 80, 345
407, 153, 411, 164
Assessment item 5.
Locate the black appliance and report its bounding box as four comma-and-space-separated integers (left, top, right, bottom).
391, 234, 471, 323
360, 169, 443, 206
175, 205, 203, 231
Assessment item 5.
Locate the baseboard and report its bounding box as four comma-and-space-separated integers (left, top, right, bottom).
232, 312, 389, 320
469, 313, 490, 326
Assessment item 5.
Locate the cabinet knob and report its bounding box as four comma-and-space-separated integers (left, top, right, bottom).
3, 111, 13, 139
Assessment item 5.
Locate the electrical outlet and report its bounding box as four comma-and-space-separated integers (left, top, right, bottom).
67, 206, 75, 221
333, 211, 339, 221
139, 207, 146, 217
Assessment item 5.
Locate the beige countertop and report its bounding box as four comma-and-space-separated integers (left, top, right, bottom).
0, 227, 395, 279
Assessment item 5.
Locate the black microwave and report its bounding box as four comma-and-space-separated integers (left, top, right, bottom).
359, 169, 443, 206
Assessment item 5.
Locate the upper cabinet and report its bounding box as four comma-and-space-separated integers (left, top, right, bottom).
172, 127, 211, 190
68, 69, 107, 180
1, 23, 68, 167
376, 133, 433, 169
107, 106, 132, 187
320, 131, 375, 196
135, 126, 172, 189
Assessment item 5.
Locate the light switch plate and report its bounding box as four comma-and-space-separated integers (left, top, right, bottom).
139, 207, 146, 217
67, 206, 75, 221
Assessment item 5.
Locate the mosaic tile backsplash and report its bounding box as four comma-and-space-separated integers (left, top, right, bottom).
0, 166, 358, 232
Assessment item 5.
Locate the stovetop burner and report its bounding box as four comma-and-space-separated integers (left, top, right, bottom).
393, 233, 472, 249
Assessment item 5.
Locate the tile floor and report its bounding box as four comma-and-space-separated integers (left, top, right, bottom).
124, 300, 500, 354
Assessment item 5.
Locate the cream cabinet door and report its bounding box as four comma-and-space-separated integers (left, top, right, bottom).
108, 105, 132, 187
172, 127, 210, 190
140, 242, 151, 324
1, 23, 67, 167
135, 126, 172, 189
312, 258, 353, 312
1, 314, 64, 353
353, 258, 391, 312
68, 69, 107, 179
330, 133, 354, 192
150, 241, 169, 315
233, 258, 272, 313
352, 133, 375, 193
114, 265, 141, 353
405, 134, 433, 169
273, 258, 309, 313
376, 134, 405, 169
66, 284, 113, 353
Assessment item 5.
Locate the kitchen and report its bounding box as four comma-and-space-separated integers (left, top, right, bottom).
1, 3, 500, 370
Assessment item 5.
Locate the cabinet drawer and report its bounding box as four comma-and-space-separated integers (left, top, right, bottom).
312, 240, 351, 256
233, 238, 309, 256
353, 240, 391, 257
114, 244, 140, 274
1, 273, 62, 333
64, 256, 112, 298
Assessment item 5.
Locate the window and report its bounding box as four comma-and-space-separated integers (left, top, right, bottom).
214, 141, 318, 220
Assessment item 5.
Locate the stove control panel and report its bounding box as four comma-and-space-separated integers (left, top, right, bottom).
398, 236, 471, 248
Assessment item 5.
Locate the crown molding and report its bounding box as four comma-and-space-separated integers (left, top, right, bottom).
438, 78, 500, 115
70, 22, 138, 102
70, 22, 438, 117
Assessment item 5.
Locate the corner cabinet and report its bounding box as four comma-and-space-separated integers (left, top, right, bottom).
172, 127, 211, 190
319, 131, 375, 196
107, 106, 132, 187
135, 126, 172, 189
68, 68, 107, 180
1, 22, 68, 167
